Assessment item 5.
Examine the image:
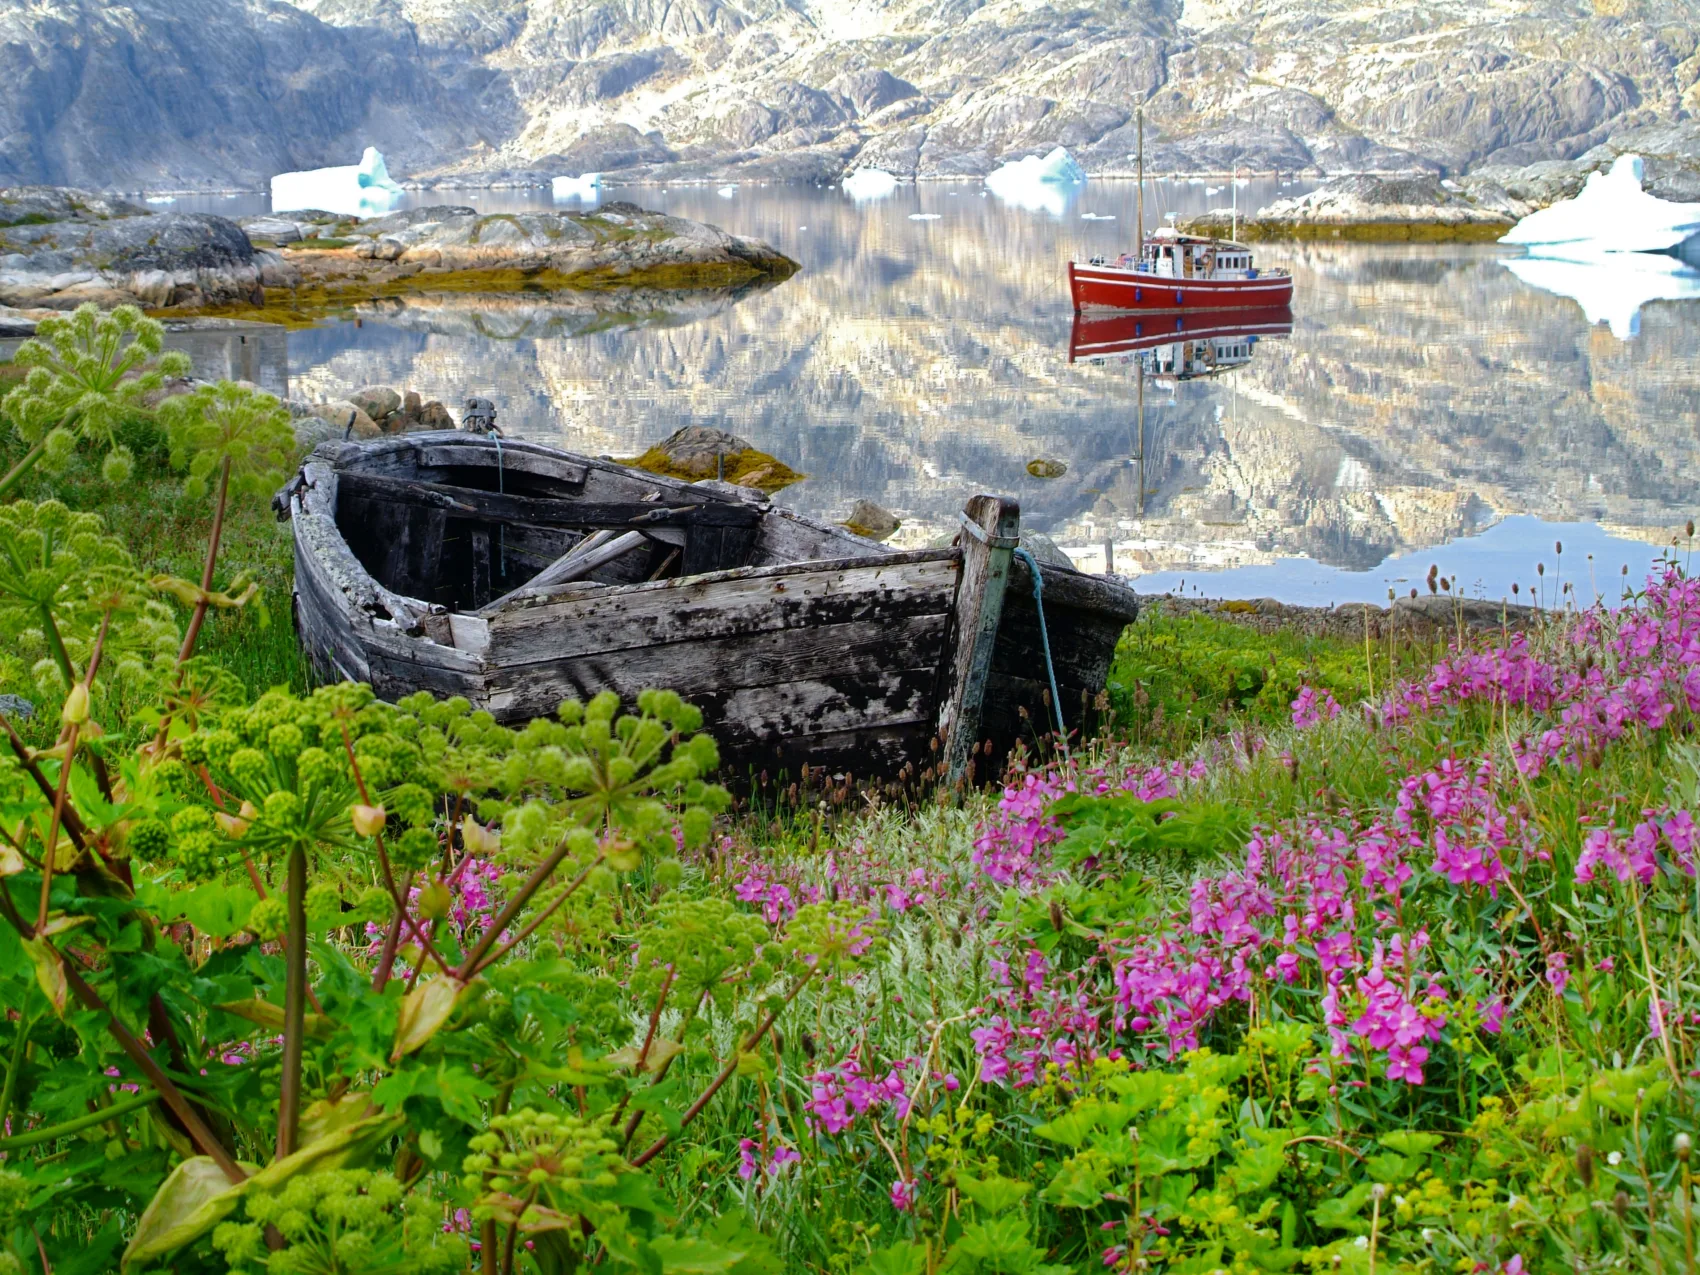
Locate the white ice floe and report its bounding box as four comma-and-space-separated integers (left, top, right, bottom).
909, 212, 942, 221
552, 172, 602, 202
1503, 154, 1700, 254
145, 196, 176, 205
842, 168, 898, 201
1081, 212, 1116, 221
1500, 153, 1700, 338
1503, 251, 1700, 340
1204, 186, 1221, 197
271, 146, 404, 218
984, 147, 1085, 216
717, 184, 737, 198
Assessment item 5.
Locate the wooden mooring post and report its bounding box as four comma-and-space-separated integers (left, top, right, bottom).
941, 494, 1019, 784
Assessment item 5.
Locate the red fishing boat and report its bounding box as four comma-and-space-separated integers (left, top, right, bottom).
1068, 106, 1293, 313
1068, 231, 1293, 312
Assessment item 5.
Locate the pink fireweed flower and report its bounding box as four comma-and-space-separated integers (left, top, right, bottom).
1546, 952, 1570, 996
1291, 684, 1342, 729
890, 1178, 918, 1212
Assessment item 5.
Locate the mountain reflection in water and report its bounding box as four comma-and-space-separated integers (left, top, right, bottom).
274, 181, 1700, 603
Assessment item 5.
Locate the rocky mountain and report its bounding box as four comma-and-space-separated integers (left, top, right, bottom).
1, 0, 1696, 190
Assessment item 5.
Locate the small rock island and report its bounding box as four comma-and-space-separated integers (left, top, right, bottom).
0, 188, 798, 322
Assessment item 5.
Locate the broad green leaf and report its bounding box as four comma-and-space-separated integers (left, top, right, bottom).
391, 975, 466, 1061
956, 1172, 1031, 1216
217, 998, 334, 1040
646, 1236, 749, 1272
121, 1155, 255, 1271
22, 936, 66, 1016
1378, 1131, 1443, 1157
855, 1243, 930, 1275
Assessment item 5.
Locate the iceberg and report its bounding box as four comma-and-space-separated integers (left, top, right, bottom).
1499, 153, 1700, 339
1502, 251, 1700, 341
1503, 154, 1700, 255
717, 184, 737, 198
271, 146, 404, 218
909, 212, 941, 221
984, 147, 1086, 216
842, 168, 898, 201
552, 172, 602, 203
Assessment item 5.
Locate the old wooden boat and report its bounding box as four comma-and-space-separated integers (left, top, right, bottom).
275, 432, 1140, 783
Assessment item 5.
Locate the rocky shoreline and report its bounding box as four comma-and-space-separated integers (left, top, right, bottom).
0, 188, 796, 318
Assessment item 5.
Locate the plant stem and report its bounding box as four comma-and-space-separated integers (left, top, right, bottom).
0, 437, 47, 502
471, 853, 605, 976
0, 1013, 32, 1138
458, 838, 596, 979
277, 842, 307, 1159
630, 970, 815, 1168
0, 715, 87, 851
0, 1087, 158, 1151
176, 453, 232, 666
35, 723, 77, 932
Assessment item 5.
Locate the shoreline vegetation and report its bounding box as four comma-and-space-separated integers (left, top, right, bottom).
2, 308, 1699, 1274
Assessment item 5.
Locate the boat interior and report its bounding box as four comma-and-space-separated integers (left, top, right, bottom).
324, 434, 874, 616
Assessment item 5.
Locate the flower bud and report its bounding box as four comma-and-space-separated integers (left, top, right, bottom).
61, 682, 89, 726
350, 804, 387, 837
215, 811, 250, 838
1677, 1133, 1693, 1164
1614, 1190, 1630, 1221
417, 879, 452, 920
1576, 1143, 1594, 1188
461, 820, 499, 856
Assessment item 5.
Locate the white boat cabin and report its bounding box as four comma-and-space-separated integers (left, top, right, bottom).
1088, 231, 1258, 279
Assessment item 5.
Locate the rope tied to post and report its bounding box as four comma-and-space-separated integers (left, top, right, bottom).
1011, 546, 1068, 752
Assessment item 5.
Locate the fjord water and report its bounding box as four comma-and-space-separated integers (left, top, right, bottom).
248, 179, 1699, 604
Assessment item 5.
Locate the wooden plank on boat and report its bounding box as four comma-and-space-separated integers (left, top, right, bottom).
478, 530, 649, 614
746, 507, 880, 567
487, 662, 939, 741
486, 554, 960, 665
334, 470, 762, 531
941, 496, 1019, 783
485, 612, 948, 715
724, 721, 938, 785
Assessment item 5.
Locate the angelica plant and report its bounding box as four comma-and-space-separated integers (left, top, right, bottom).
0, 303, 189, 498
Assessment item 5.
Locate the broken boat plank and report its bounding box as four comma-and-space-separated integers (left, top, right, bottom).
335, 471, 762, 530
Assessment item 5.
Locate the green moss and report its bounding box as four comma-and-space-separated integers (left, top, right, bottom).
151, 255, 801, 329
621, 445, 805, 493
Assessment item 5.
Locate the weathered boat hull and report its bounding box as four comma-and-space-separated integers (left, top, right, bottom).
279, 433, 1139, 783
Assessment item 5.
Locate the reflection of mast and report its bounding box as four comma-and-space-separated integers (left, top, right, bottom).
1135, 359, 1146, 517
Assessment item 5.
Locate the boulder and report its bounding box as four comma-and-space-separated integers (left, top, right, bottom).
842, 499, 900, 541
314, 401, 380, 438
292, 415, 341, 449
646, 425, 756, 479
238, 216, 304, 244
416, 399, 455, 430
349, 385, 402, 423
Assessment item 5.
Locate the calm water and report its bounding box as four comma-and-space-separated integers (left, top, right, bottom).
176, 180, 1700, 604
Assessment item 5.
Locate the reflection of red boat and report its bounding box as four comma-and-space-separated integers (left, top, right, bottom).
1068, 306, 1294, 375
1068, 230, 1294, 312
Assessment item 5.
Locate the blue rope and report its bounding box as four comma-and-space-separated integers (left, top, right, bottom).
1012, 547, 1068, 748
490, 429, 506, 580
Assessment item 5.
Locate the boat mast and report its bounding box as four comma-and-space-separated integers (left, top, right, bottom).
1231, 164, 1237, 244
1135, 104, 1144, 254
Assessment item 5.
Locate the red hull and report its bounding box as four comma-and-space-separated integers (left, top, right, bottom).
1068, 261, 1294, 312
